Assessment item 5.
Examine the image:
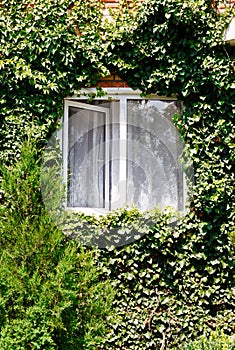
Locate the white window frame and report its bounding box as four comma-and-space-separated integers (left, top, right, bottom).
63, 100, 111, 214
62, 88, 185, 215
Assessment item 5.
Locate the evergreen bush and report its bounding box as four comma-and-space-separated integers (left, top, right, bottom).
0, 140, 114, 350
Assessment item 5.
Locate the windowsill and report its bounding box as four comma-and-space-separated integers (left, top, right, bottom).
65, 206, 109, 216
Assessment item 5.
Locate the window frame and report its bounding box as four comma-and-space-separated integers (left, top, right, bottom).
62, 88, 185, 215
63, 100, 111, 214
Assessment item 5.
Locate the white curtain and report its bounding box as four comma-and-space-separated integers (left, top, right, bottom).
127, 100, 183, 211
68, 106, 106, 208
67, 102, 120, 210
67, 100, 183, 212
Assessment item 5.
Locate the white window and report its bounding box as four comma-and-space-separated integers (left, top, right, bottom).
62, 89, 185, 215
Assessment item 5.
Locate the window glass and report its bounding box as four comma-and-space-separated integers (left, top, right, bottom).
68, 106, 106, 208
127, 100, 183, 211
64, 98, 184, 213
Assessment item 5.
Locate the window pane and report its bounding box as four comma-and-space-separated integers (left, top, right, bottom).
92, 102, 120, 209
127, 100, 183, 211
68, 106, 106, 208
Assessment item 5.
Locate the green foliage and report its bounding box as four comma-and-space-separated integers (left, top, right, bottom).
0, 140, 114, 349
95, 212, 234, 349
230, 227, 235, 248
106, 0, 233, 96
0, 0, 109, 162
52, 205, 174, 249
45, 201, 234, 349
182, 329, 235, 349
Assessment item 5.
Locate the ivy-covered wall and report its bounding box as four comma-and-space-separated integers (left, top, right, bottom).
0, 0, 235, 349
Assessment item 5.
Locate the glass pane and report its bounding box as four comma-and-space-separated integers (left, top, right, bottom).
68, 106, 106, 208
82, 101, 121, 208
127, 100, 183, 211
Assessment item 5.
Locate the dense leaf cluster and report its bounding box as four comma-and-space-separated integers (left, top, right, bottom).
107, 0, 232, 95
0, 0, 108, 161
97, 210, 235, 348
182, 328, 235, 349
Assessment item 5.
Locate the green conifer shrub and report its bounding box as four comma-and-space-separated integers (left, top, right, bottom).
0, 139, 114, 350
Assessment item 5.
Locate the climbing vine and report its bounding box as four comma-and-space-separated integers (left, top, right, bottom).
0, 0, 109, 161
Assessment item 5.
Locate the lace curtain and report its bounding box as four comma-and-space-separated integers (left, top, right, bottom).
127, 100, 183, 211
67, 100, 183, 211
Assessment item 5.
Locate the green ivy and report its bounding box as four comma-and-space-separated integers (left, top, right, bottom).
0, 0, 109, 162
182, 328, 235, 349
95, 212, 234, 349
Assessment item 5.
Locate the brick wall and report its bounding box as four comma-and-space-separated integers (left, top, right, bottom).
96, 73, 130, 88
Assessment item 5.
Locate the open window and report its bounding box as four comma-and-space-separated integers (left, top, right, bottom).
63, 92, 185, 215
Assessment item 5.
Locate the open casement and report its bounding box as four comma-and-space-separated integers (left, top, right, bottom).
63, 93, 186, 215
63, 101, 110, 213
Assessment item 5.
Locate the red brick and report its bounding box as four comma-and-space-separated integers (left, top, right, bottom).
99, 81, 116, 87
112, 81, 125, 87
